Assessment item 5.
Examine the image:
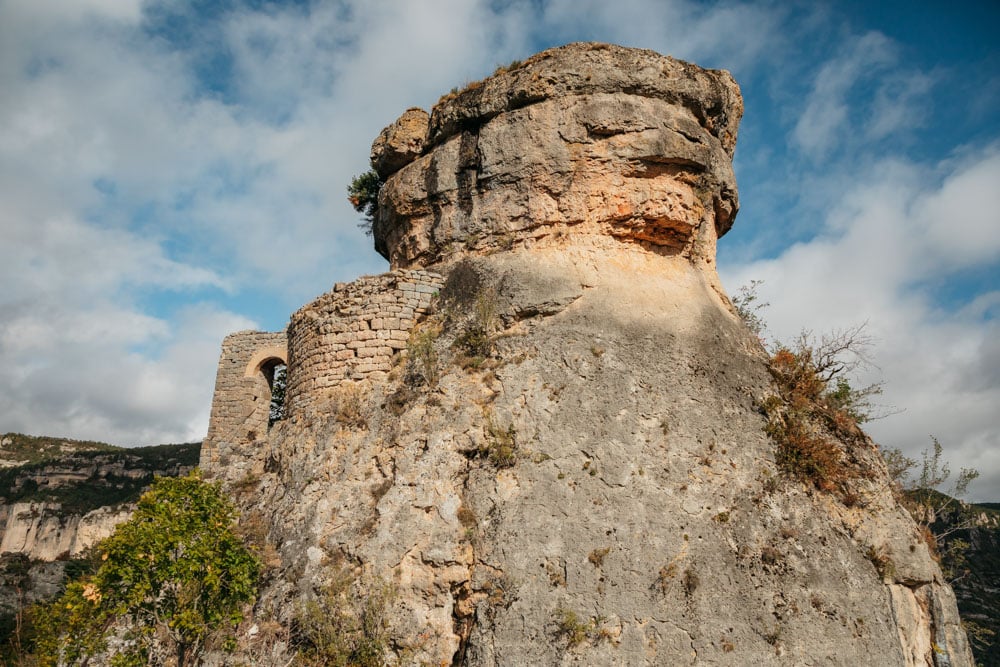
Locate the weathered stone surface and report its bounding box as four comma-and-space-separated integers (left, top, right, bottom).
370, 107, 430, 179
202, 42, 974, 667
285, 270, 443, 417
427, 43, 741, 157
200, 330, 287, 470
0, 502, 131, 561
373, 42, 741, 268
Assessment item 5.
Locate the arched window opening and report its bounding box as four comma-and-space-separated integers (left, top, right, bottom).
266, 363, 287, 428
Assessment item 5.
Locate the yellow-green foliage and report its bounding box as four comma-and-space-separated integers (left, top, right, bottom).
295, 569, 393, 667
31, 472, 259, 667
553, 608, 594, 648
347, 170, 383, 235
447, 266, 501, 364
552, 608, 611, 648
482, 411, 517, 468
405, 324, 441, 387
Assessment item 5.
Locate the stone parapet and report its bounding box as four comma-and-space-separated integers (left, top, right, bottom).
284, 269, 443, 416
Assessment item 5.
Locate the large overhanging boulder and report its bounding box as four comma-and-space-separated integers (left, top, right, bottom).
371, 42, 742, 269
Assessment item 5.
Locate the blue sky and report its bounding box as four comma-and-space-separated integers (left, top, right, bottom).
1, 0, 997, 499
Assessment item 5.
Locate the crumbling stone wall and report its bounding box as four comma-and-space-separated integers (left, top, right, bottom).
284, 269, 442, 416
202, 271, 443, 470
201, 331, 287, 469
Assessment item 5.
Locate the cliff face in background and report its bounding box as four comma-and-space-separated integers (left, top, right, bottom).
0, 503, 131, 562
203, 43, 975, 666
930, 499, 1000, 665
0, 434, 198, 647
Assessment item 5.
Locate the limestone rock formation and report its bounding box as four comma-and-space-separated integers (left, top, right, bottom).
373, 42, 740, 271
0, 503, 130, 561
371, 107, 430, 180
203, 43, 973, 666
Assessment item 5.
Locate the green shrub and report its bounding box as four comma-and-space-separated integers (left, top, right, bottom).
269, 365, 287, 427
553, 608, 597, 648
295, 569, 393, 667
31, 473, 259, 667
348, 170, 383, 236
440, 259, 503, 365
404, 325, 440, 387
481, 412, 517, 468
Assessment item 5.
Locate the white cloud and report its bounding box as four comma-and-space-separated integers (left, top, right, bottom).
912, 149, 1000, 267
0, 302, 256, 446
721, 146, 1000, 501
792, 31, 935, 159
536, 0, 785, 70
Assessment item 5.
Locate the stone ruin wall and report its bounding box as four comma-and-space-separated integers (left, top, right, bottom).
283, 269, 442, 416
200, 331, 287, 469
202, 269, 442, 472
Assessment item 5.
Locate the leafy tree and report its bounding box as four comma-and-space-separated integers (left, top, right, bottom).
881, 438, 979, 519
32, 473, 259, 666
347, 170, 383, 236
881, 437, 980, 572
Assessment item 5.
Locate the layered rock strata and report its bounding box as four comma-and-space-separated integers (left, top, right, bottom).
372, 42, 740, 274
0, 503, 130, 561
204, 43, 973, 666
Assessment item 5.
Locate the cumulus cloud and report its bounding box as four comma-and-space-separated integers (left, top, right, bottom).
792, 31, 935, 159
720, 145, 1000, 501
0, 0, 542, 444
0, 300, 257, 446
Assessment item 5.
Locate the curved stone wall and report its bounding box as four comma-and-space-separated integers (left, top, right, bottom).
284, 269, 442, 416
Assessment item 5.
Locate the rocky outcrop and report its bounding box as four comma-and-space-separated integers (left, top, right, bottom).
0, 502, 130, 561
370, 108, 429, 180
372, 42, 740, 272
205, 43, 973, 666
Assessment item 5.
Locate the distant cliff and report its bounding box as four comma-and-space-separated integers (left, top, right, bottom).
928, 497, 1000, 666
0, 434, 198, 653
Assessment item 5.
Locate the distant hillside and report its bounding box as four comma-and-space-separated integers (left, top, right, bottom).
916, 492, 1000, 666
0, 433, 200, 660
0, 433, 199, 515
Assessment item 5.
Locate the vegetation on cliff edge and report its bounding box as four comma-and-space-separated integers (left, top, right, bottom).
348, 170, 382, 236
30, 473, 259, 667
0, 436, 199, 515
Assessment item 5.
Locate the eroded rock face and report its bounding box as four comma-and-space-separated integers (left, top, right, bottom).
204, 42, 974, 667
372, 42, 740, 271
0, 503, 131, 561
370, 107, 429, 180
